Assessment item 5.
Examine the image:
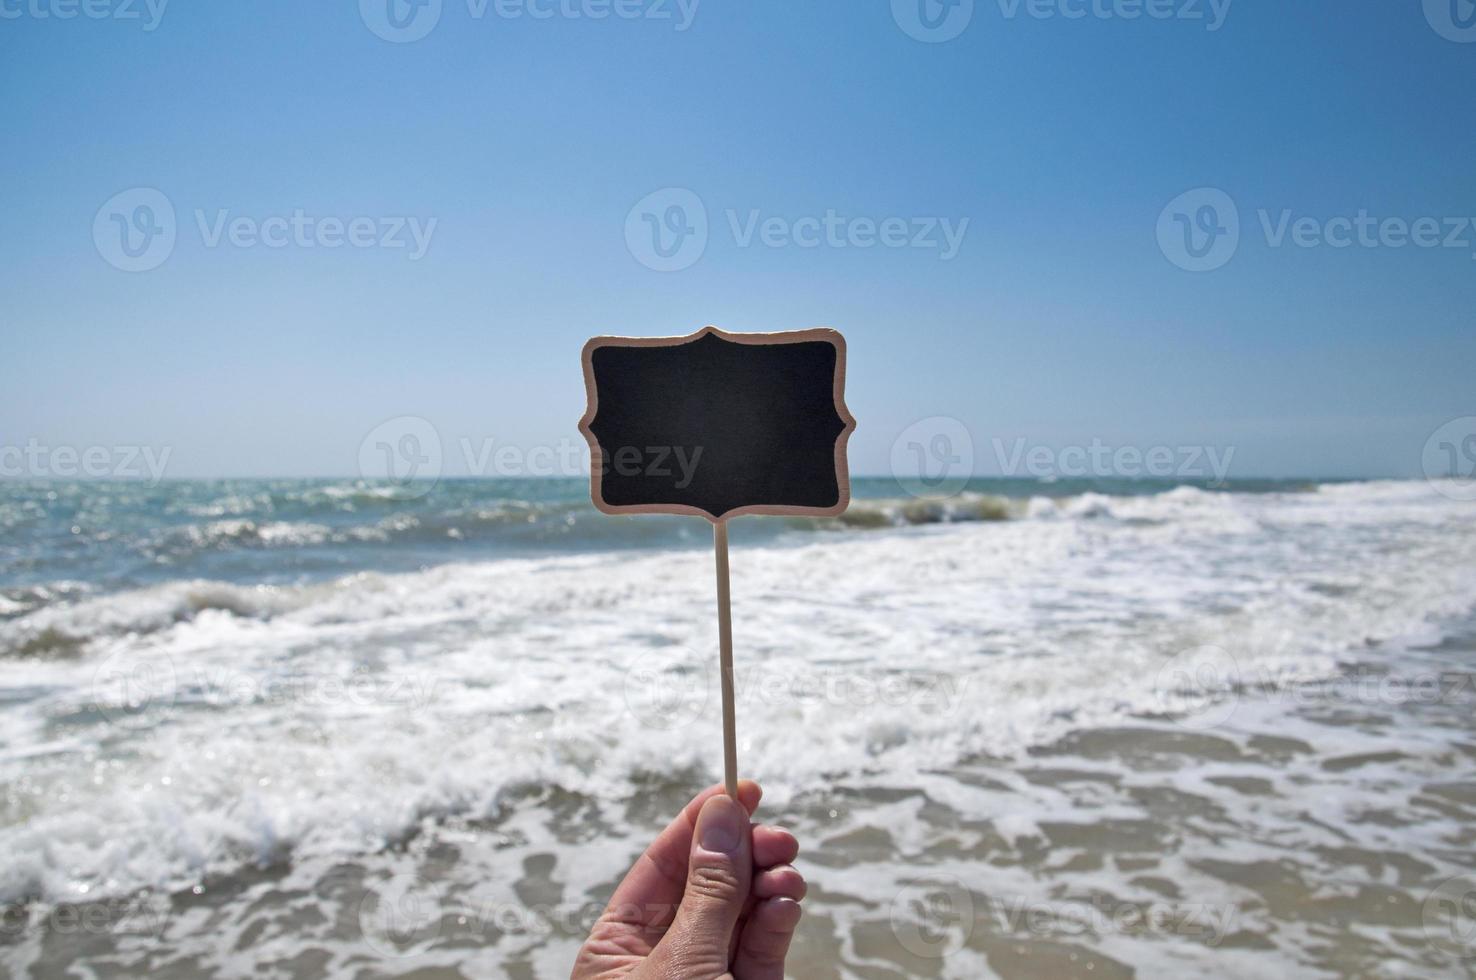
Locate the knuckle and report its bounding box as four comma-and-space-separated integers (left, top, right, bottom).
662, 940, 730, 978
742, 940, 786, 968
685, 862, 744, 903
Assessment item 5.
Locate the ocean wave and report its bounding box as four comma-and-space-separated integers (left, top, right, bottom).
4, 484, 1340, 600
161, 519, 336, 551
143, 504, 576, 559
814, 493, 1021, 529
0, 582, 91, 623
0, 499, 47, 532
812, 485, 1253, 530
0, 485, 1316, 658
0, 481, 1474, 905
0, 580, 312, 659
164, 482, 439, 519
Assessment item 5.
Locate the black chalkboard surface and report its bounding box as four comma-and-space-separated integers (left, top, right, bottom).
579, 326, 855, 523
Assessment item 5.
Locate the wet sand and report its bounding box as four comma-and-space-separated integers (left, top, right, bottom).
5, 624, 1474, 978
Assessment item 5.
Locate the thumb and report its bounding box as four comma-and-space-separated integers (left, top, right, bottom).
652, 794, 752, 978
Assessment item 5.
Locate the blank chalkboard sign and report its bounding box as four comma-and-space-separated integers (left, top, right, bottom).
579, 326, 855, 523
578, 324, 855, 799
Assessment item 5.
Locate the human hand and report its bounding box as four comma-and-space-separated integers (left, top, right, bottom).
572, 781, 805, 979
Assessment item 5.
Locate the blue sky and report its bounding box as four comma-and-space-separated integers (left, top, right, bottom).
1, 0, 1472, 480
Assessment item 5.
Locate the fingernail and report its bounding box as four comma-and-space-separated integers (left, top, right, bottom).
768, 897, 803, 924
697, 795, 745, 855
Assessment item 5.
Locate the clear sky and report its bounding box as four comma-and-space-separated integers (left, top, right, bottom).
2, 0, 1472, 480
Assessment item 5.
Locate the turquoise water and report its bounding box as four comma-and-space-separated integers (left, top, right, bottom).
0, 477, 1324, 601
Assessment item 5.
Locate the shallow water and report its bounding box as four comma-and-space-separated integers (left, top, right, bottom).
1, 478, 1474, 977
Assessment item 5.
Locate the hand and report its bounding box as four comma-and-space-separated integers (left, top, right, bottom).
572, 781, 805, 980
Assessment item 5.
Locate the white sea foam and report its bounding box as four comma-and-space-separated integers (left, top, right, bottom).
0, 480, 1473, 922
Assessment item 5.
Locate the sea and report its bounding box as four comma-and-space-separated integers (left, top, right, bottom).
1, 477, 1474, 978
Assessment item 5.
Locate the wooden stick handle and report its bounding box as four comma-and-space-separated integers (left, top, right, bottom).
713, 521, 739, 799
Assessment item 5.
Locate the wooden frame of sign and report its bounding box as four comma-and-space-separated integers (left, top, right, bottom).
580, 325, 855, 522
579, 325, 856, 796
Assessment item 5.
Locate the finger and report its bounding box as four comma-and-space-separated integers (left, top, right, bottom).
647, 794, 754, 978
733, 897, 802, 980
751, 865, 806, 902
751, 825, 798, 869
730, 829, 799, 965
603, 780, 761, 926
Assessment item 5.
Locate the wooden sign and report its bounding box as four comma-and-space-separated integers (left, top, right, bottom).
579, 326, 854, 522
579, 326, 855, 796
